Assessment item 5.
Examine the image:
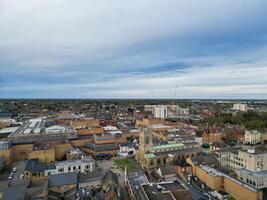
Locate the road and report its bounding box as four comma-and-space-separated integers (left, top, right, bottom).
11, 160, 26, 180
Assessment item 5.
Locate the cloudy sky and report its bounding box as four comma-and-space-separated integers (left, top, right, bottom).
0, 0, 267, 99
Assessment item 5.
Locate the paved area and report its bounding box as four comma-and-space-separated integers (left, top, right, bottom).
0, 160, 26, 181
11, 160, 26, 180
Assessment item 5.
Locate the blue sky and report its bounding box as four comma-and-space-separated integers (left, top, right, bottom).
0, 0, 267, 99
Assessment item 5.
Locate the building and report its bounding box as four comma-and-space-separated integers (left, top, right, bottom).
136, 118, 165, 127
154, 106, 168, 119
102, 170, 119, 200
156, 166, 177, 180
48, 172, 77, 200
233, 103, 248, 112
202, 128, 223, 144
176, 106, 190, 116
187, 157, 263, 200
24, 157, 95, 180
215, 146, 267, 171
135, 128, 201, 169
126, 170, 149, 200
215, 145, 267, 190
235, 168, 267, 189
126, 169, 192, 200
0, 141, 12, 165
244, 130, 261, 145
0, 179, 48, 200
0, 127, 19, 139
78, 167, 104, 189
138, 181, 192, 200
84, 133, 119, 159
144, 105, 168, 119
45, 157, 95, 175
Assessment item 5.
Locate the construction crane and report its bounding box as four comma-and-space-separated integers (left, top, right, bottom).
172, 86, 178, 106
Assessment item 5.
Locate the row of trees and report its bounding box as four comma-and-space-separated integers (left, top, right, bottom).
207, 111, 267, 131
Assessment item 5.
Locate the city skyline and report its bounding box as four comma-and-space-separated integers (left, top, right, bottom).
1, 0, 267, 99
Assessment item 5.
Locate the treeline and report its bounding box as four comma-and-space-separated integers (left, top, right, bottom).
208, 111, 267, 131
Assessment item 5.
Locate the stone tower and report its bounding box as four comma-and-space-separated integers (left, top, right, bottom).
135, 127, 153, 163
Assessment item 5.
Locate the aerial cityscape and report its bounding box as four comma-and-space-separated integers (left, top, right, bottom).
1, 1, 267, 200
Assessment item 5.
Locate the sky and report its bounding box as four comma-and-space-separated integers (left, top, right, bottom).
0, 0, 267, 99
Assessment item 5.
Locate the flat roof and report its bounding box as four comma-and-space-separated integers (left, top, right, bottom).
0, 127, 19, 134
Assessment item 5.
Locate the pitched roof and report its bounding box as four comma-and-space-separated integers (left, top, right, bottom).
160, 166, 176, 176
192, 154, 219, 166
102, 170, 118, 186
48, 172, 77, 187
25, 159, 56, 173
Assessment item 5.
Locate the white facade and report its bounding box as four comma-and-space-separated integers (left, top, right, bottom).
233, 103, 248, 112
244, 130, 261, 145
236, 168, 267, 189
216, 148, 267, 172
176, 106, 190, 116
154, 106, 168, 119
45, 158, 95, 176
145, 105, 168, 118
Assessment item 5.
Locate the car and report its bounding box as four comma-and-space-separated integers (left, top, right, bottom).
12, 167, 17, 173
8, 174, 13, 180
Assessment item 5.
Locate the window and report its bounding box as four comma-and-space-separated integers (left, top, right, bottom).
58, 168, 64, 172
68, 167, 71, 171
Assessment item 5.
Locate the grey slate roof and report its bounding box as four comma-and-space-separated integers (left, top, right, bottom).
160, 166, 176, 176
86, 142, 118, 151
192, 153, 219, 166
25, 159, 56, 173
49, 172, 77, 187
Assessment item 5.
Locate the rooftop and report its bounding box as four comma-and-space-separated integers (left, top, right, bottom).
145, 153, 156, 158
153, 143, 184, 151
48, 172, 77, 187
9, 117, 76, 138
142, 181, 191, 200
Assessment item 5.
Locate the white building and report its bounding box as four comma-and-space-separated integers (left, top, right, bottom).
176, 106, 190, 116
216, 147, 267, 172
144, 105, 155, 112
45, 157, 95, 176
233, 103, 248, 112
154, 106, 168, 119
145, 105, 168, 118
244, 130, 261, 145
236, 168, 267, 189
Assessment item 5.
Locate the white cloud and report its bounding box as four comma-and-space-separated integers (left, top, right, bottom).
0, 0, 267, 98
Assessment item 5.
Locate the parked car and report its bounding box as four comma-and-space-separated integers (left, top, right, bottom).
12, 167, 17, 173
8, 174, 13, 180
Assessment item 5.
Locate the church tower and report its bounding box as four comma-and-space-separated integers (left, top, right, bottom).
135, 127, 153, 163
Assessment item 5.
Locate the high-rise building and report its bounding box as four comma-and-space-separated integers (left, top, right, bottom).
233, 103, 248, 112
